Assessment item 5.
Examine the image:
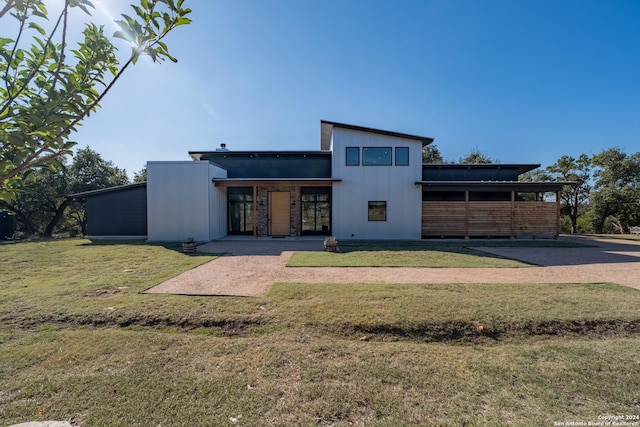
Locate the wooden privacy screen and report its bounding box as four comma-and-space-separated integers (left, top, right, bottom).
422, 201, 558, 238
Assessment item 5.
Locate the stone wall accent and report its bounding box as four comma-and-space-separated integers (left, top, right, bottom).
255, 186, 301, 237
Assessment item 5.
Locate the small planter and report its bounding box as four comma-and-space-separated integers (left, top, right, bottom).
323, 237, 339, 253
182, 238, 197, 253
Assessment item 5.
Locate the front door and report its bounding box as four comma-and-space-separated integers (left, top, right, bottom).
268, 191, 290, 236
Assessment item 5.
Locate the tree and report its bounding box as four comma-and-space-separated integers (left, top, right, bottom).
458, 148, 495, 164
546, 154, 591, 234
0, 165, 67, 235
518, 168, 552, 183
590, 148, 640, 233
0, 147, 129, 236
517, 167, 553, 202
66, 147, 129, 235
133, 166, 147, 183
422, 144, 444, 163
0, 0, 191, 201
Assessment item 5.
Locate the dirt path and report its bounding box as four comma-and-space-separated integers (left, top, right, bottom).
145, 236, 640, 297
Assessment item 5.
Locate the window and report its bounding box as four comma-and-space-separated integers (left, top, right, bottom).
228, 188, 253, 234
395, 147, 409, 166
301, 189, 331, 235
368, 201, 387, 221
345, 147, 360, 166
363, 147, 392, 165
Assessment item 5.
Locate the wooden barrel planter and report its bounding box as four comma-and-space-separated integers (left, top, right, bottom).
182, 239, 197, 253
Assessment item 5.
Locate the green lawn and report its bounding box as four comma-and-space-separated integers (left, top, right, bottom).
1, 239, 639, 426
287, 239, 584, 267
591, 233, 640, 241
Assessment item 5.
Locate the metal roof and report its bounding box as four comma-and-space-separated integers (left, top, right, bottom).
212, 178, 340, 187
68, 182, 147, 199
423, 164, 541, 175
418, 180, 574, 192
189, 150, 330, 161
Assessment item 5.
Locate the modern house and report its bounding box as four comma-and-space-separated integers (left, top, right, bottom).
73, 120, 568, 241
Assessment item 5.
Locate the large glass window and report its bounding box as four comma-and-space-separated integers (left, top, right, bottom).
346, 147, 360, 166
363, 147, 392, 165
301, 189, 331, 234
228, 188, 253, 234
395, 147, 409, 166
368, 201, 387, 221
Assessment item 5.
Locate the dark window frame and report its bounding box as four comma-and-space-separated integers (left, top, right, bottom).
345, 147, 360, 166
368, 201, 387, 221
301, 187, 332, 235
362, 147, 392, 166
227, 187, 254, 235
395, 147, 409, 166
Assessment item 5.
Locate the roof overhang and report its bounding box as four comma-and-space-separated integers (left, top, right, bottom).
68, 182, 147, 199
423, 163, 541, 175
189, 150, 330, 161
417, 181, 575, 192
321, 120, 434, 150
212, 178, 341, 187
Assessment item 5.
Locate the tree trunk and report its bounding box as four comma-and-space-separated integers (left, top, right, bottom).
42, 198, 71, 237
568, 204, 578, 234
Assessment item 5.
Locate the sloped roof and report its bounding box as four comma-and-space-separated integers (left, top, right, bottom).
321, 120, 434, 150
68, 182, 146, 199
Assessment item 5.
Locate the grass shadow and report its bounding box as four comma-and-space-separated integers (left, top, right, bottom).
336, 239, 589, 253
81, 239, 215, 257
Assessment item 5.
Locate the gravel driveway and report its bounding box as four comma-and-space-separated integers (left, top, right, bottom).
144, 235, 640, 297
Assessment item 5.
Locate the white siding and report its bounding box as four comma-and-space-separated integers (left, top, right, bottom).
331, 128, 423, 239
208, 163, 227, 240
147, 161, 227, 241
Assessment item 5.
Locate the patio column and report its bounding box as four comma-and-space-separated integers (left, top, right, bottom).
253, 185, 257, 239
555, 190, 561, 239
464, 190, 470, 240
510, 191, 515, 239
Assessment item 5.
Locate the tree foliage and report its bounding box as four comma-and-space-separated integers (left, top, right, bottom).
1, 147, 129, 236
133, 166, 147, 183
589, 148, 640, 233
546, 154, 591, 234
422, 144, 444, 163
458, 148, 495, 164
0, 0, 191, 200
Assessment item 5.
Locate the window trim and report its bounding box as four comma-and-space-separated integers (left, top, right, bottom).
395, 146, 410, 166
362, 147, 392, 166
368, 201, 387, 221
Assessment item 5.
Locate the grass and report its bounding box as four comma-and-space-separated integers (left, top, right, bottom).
2, 329, 639, 426
1, 238, 640, 426
590, 233, 640, 241
287, 239, 584, 267
268, 282, 640, 339
0, 239, 264, 329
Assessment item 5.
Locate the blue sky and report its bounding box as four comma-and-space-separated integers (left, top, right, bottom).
69, 0, 640, 176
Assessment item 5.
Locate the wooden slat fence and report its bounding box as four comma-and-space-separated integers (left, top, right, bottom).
422, 201, 558, 238
513, 201, 558, 239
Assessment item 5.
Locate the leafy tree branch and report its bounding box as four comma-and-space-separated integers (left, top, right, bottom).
0, 0, 191, 200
